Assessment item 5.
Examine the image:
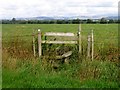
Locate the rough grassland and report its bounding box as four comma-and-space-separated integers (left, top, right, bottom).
2, 24, 119, 88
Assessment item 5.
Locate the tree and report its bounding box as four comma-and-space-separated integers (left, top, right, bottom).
100, 18, 107, 24
109, 19, 114, 23
49, 20, 54, 24
57, 20, 63, 24
72, 19, 80, 24
87, 19, 93, 23
12, 18, 16, 24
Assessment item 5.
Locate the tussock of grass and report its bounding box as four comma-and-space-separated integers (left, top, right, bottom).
2, 57, 119, 88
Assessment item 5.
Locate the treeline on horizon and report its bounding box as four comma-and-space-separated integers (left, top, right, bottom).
2, 18, 119, 24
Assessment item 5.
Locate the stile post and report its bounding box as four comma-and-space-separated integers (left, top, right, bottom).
38, 29, 42, 57
91, 30, 94, 61
78, 24, 82, 55
32, 30, 36, 57
87, 34, 91, 59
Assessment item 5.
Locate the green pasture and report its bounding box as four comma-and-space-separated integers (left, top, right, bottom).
2, 24, 119, 88
2, 24, 118, 45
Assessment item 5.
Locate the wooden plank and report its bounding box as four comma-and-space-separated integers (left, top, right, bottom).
62, 51, 72, 58
46, 36, 78, 41
56, 51, 72, 59
42, 40, 77, 44
44, 32, 75, 36
38, 29, 42, 57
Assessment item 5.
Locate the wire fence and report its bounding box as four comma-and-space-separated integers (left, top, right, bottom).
2, 32, 118, 61
2, 33, 118, 47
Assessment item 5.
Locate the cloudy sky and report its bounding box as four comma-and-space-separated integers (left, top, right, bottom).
0, 0, 119, 19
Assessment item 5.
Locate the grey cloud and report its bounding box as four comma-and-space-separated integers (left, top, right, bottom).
90, 2, 114, 7
0, 0, 119, 19
66, 1, 114, 7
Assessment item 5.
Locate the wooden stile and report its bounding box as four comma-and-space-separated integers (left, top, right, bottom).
36, 25, 84, 59
34, 26, 94, 61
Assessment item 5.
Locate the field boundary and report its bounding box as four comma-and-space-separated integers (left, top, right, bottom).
32, 24, 94, 60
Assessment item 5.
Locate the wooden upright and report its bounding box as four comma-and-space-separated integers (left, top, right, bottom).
87, 34, 91, 59
78, 24, 82, 55
32, 30, 36, 57
91, 30, 94, 61
38, 29, 42, 57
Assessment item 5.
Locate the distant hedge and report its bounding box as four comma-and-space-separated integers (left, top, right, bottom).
1, 18, 119, 24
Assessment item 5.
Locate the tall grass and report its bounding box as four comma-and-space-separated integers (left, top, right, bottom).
2, 57, 119, 88
2, 24, 119, 88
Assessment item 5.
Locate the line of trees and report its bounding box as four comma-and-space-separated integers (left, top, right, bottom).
2, 18, 119, 24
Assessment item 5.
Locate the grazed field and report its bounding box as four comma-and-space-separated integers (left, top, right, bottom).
2, 24, 118, 46
2, 24, 119, 88
2, 24, 118, 60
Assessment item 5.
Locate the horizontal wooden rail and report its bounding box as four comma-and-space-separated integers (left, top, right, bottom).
42, 40, 77, 44
46, 36, 78, 41
44, 32, 75, 36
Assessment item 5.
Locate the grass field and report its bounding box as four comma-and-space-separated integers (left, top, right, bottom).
2, 24, 119, 88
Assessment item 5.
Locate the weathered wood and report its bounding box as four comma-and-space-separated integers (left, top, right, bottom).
36, 28, 83, 59
43, 51, 72, 59
44, 32, 75, 36
32, 30, 36, 57
62, 51, 72, 58
56, 51, 72, 59
64, 58, 69, 64
42, 41, 77, 44
46, 36, 78, 41
78, 24, 81, 54
87, 34, 91, 58
91, 30, 94, 61
38, 29, 42, 57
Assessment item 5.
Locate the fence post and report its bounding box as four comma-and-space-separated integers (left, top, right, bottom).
78, 24, 82, 56
38, 29, 42, 57
32, 30, 36, 57
91, 30, 94, 61
87, 34, 91, 59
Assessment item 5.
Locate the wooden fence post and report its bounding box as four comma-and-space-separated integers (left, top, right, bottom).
87, 34, 91, 59
91, 30, 94, 61
78, 24, 82, 55
32, 30, 36, 57
38, 29, 42, 57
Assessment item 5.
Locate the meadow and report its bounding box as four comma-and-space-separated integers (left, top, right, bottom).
2, 24, 119, 88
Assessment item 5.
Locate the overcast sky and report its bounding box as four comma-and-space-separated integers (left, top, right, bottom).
0, 0, 119, 19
